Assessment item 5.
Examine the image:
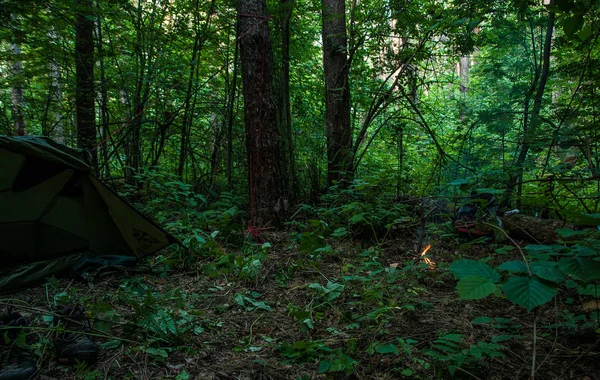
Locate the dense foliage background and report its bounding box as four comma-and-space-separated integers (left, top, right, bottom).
1, 0, 600, 378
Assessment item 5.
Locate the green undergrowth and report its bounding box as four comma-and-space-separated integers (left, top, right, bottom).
3, 181, 600, 379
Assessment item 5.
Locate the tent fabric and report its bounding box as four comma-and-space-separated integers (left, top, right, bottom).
0, 136, 178, 291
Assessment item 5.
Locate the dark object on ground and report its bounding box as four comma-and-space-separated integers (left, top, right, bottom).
455, 192, 498, 237
0, 313, 37, 380
0, 349, 36, 380
53, 305, 98, 365
0, 136, 181, 292
503, 213, 574, 243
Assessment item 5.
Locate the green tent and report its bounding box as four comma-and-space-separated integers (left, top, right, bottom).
0, 136, 178, 291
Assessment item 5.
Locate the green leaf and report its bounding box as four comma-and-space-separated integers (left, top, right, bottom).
578, 25, 592, 41
563, 13, 584, 37
562, 212, 600, 226
530, 262, 565, 283
318, 360, 331, 373
331, 227, 348, 237
502, 276, 557, 311
555, 0, 575, 12
558, 258, 600, 282
555, 228, 587, 237
579, 284, 600, 296
375, 343, 399, 355
350, 213, 366, 224
450, 259, 501, 282
234, 294, 245, 307
472, 316, 493, 324
495, 246, 515, 255
145, 347, 169, 358
498, 261, 528, 273
468, 18, 482, 32
457, 276, 497, 299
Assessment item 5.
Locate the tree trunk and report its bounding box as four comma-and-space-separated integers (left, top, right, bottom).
322, 0, 352, 186
458, 55, 469, 121
226, 22, 239, 190
10, 36, 26, 136
503, 11, 555, 207
96, 13, 110, 177
279, 0, 296, 200
238, 0, 285, 227
75, 0, 97, 168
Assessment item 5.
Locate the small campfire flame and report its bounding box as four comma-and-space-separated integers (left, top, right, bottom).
420, 244, 435, 269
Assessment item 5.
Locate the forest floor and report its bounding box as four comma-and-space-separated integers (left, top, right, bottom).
4, 227, 600, 380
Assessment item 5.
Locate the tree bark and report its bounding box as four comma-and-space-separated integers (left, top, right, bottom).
226, 22, 239, 190
96, 13, 110, 176
10, 40, 26, 136
238, 0, 285, 227
75, 0, 97, 167
322, 0, 352, 186
458, 55, 469, 121
279, 0, 296, 200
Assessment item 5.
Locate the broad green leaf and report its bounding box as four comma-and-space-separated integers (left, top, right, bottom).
556, 228, 587, 237
498, 261, 528, 273
234, 294, 245, 307
562, 212, 600, 226
555, 0, 575, 12
457, 276, 497, 299
318, 360, 331, 373
375, 344, 399, 355
449, 259, 501, 282
468, 18, 482, 32
563, 13, 584, 37
524, 244, 566, 253
530, 262, 565, 283
502, 276, 557, 311
558, 257, 600, 282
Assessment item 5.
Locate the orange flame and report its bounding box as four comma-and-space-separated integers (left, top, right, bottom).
420, 244, 435, 269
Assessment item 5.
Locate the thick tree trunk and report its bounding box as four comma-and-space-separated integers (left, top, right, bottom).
238, 0, 285, 227
75, 0, 97, 167
322, 0, 352, 186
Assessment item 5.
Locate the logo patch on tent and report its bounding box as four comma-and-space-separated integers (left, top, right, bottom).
132, 228, 162, 250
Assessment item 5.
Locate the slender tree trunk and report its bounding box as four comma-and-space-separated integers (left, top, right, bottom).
226, 22, 239, 190
96, 12, 110, 176
178, 0, 216, 178
279, 0, 296, 199
458, 55, 469, 121
503, 11, 555, 207
75, 0, 97, 167
238, 0, 285, 227
10, 36, 26, 136
322, 0, 352, 186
